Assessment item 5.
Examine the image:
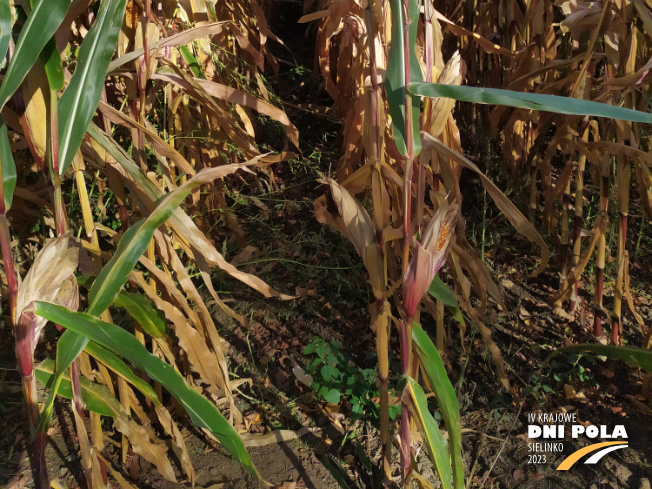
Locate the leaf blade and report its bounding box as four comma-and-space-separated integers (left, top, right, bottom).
428, 276, 458, 308
385, 0, 423, 156
409, 83, 652, 124
85, 340, 160, 404
33, 301, 260, 478
35, 358, 114, 417
87, 162, 252, 317
549, 344, 652, 371
402, 378, 452, 489
40, 37, 65, 92
57, 0, 128, 175
0, 0, 12, 66
0, 118, 17, 209
114, 291, 167, 339
0, 0, 69, 110
412, 323, 464, 489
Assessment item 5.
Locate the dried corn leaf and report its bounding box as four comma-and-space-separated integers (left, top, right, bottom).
433, 9, 521, 56
109, 21, 263, 72
38, 359, 176, 482
451, 255, 511, 392
97, 101, 196, 175
316, 177, 385, 298
422, 132, 549, 276
153, 74, 299, 148
16, 235, 79, 339
549, 212, 607, 304
154, 404, 196, 484
21, 66, 49, 159
87, 123, 291, 299
424, 51, 465, 138
131, 266, 229, 397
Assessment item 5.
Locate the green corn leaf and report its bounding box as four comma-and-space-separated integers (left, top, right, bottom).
37, 329, 88, 433
0, 0, 69, 110
428, 276, 458, 308
40, 38, 65, 92
449, 307, 465, 326
87, 220, 144, 316
57, 0, 128, 176
0, 118, 17, 210
549, 344, 652, 371
0, 0, 12, 66
408, 83, 652, 124
33, 301, 260, 478
401, 377, 452, 489
179, 45, 204, 79
385, 0, 422, 156
114, 291, 167, 338
428, 276, 465, 326
57, 329, 90, 373
35, 359, 114, 417
85, 340, 160, 404
25, 0, 64, 91
88, 163, 251, 317
413, 323, 464, 489
40, 161, 252, 434
86, 122, 166, 201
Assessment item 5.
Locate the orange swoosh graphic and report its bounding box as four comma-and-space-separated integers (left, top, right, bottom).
556, 441, 628, 470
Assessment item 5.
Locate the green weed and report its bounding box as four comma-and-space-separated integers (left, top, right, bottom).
302, 337, 400, 423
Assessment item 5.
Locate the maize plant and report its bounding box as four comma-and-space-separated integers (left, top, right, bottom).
0, 0, 297, 487
309, 0, 652, 486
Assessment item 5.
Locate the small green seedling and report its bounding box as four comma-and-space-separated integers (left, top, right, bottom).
302, 337, 400, 423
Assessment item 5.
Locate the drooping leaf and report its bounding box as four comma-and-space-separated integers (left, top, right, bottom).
33, 302, 260, 478
428, 276, 458, 308
86, 122, 292, 300
315, 177, 385, 298
87, 162, 253, 317
107, 22, 264, 73
128, 265, 230, 400
412, 323, 464, 489
58, 0, 128, 175
35, 359, 113, 417
385, 0, 423, 156
428, 276, 465, 325
409, 83, 652, 124
35, 358, 178, 482
178, 45, 204, 79
422, 132, 549, 276
114, 291, 167, 339
84, 340, 160, 404
549, 344, 652, 372
37, 329, 88, 433
0, 0, 69, 110
151, 74, 300, 148
401, 377, 452, 489
97, 100, 196, 175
